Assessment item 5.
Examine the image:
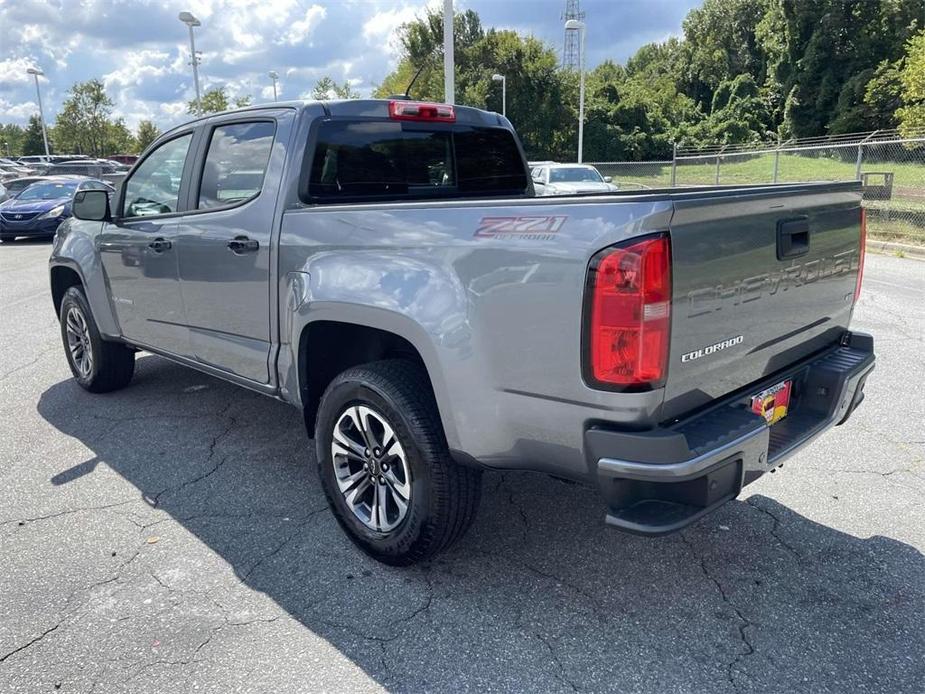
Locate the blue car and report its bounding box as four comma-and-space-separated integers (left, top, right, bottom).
0, 177, 113, 242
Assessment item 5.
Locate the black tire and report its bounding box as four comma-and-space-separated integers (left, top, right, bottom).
316, 359, 481, 566
59, 286, 135, 393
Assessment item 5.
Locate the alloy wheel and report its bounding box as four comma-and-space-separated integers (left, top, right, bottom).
331, 405, 412, 532
65, 306, 93, 379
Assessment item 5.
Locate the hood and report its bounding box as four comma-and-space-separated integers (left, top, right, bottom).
0, 195, 71, 214
544, 181, 616, 195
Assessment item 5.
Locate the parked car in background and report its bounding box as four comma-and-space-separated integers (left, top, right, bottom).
47, 159, 127, 177
108, 154, 139, 166
0, 166, 27, 182
532, 163, 618, 196
0, 158, 34, 176
0, 182, 7, 203
1, 176, 63, 199
0, 177, 113, 242
46, 160, 129, 188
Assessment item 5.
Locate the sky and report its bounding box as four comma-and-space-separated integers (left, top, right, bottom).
0, 0, 702, 132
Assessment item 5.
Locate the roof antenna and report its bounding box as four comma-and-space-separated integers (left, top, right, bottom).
403, 62, 428, 99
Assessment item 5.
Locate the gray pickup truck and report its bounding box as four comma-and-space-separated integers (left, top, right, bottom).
50, 99, 874, 565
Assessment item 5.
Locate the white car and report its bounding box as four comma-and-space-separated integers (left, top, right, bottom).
531, 163, 618, 196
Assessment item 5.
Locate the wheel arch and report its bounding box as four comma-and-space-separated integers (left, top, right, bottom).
297, 319, 449, 442
50, 264, 84, 316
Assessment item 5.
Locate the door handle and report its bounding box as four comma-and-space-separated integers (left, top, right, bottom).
776, 218, 810, 260
227, 236, 259, 254
148, 237, 172, 252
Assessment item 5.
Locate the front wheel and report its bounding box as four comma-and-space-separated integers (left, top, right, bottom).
316, 360, 481, 565
59, 286, 135, 393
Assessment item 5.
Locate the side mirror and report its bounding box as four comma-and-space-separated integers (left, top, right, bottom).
72, 190, 112, 222
604, 176, 613, 183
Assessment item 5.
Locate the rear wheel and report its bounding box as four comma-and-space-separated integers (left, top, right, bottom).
316, 360, 481, 565
59, 286, 135, 393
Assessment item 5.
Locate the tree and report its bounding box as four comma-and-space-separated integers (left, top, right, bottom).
22, 115, 48, 155
310, 76, 359, 100
187, 87, 251, 114
104, 118, 135, 155
135, 120, 160, 152
762, 0, 922, 137
53, 79, 113, 155
0, 123, 27, 156
865, 59, 905, 129
897, 30, 925, 136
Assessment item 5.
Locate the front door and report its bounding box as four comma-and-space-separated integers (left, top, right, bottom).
99, 132, 195, 356
175, 119, 280, 383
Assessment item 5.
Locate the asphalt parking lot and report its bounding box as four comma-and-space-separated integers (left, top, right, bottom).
1, 240, 922, 693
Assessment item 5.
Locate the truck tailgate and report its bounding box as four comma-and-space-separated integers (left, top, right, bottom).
661, 183, 863, 421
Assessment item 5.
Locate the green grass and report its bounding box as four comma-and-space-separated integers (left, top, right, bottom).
602, 153, 925, 188
597, 153, 925, 245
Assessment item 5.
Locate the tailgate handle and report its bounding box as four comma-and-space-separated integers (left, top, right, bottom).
777, 217, 810, 260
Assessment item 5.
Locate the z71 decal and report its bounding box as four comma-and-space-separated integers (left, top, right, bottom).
475, 215, 567, 240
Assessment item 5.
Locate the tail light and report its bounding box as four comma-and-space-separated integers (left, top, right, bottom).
855, 207, 866, 302
389, 100, 456, 122
584, 234, 672, 390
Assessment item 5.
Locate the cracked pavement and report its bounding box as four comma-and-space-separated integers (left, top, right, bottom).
1, 241, 923, 693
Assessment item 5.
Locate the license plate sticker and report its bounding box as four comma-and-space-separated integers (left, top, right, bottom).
750, 380, 792, 426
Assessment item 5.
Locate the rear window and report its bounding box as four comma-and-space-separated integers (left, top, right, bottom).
306, 120, 527, 203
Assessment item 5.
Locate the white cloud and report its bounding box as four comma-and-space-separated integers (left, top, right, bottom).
0, 57, 43, 86
362, 2, 433, 60
0, 98, 40, 121
280, 5, 327, 46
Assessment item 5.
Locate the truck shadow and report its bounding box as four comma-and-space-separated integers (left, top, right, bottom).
37, 355, 924, 692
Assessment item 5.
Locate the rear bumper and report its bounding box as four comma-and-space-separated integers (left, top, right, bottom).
589, 332, 875, 535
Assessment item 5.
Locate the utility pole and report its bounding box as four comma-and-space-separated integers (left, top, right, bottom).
179, 12, 203, 114
564, 19, 586, 162
443, 0, 454, 104
492, 74, 506, 117
26, 67, 50, 157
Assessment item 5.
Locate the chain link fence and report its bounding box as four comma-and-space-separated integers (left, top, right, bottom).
585, 129, 925, 244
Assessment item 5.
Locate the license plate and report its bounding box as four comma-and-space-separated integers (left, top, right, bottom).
750, 380, 792, 426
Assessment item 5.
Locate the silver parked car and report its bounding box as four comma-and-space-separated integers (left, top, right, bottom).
532, 163, 618, 196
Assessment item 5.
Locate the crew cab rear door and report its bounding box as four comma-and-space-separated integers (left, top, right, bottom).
173, 111, 292, 384
661, 183, 863, 420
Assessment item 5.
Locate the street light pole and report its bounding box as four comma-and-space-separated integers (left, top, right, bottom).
26, 67, 50, 157
179, 12, 202, 114
491, 73, 506, 118
443, 0, 454, 104
564, 19, 585, 163
268, 71, 279, 102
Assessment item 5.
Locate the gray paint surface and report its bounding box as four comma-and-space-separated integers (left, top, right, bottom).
50, 100, 865, 482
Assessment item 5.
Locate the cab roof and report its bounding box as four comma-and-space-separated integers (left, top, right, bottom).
160, 99, 510, 140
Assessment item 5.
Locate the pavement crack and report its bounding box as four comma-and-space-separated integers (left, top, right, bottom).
680, 533, 754, 690
238, 507, 328, 583
745, 498, 801, 560
475, 549, 604, 621
1, 499, 137, 528
149, 404, 238, 507
0, 623, 61, 664
0, 345, 58, 382
321, 565, 435, 644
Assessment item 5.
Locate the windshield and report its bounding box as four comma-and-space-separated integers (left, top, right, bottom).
16, 181, 78, 201
549, 166, 603, 183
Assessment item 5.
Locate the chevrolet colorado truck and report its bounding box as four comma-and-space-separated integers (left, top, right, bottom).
50, 99, 874, 565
